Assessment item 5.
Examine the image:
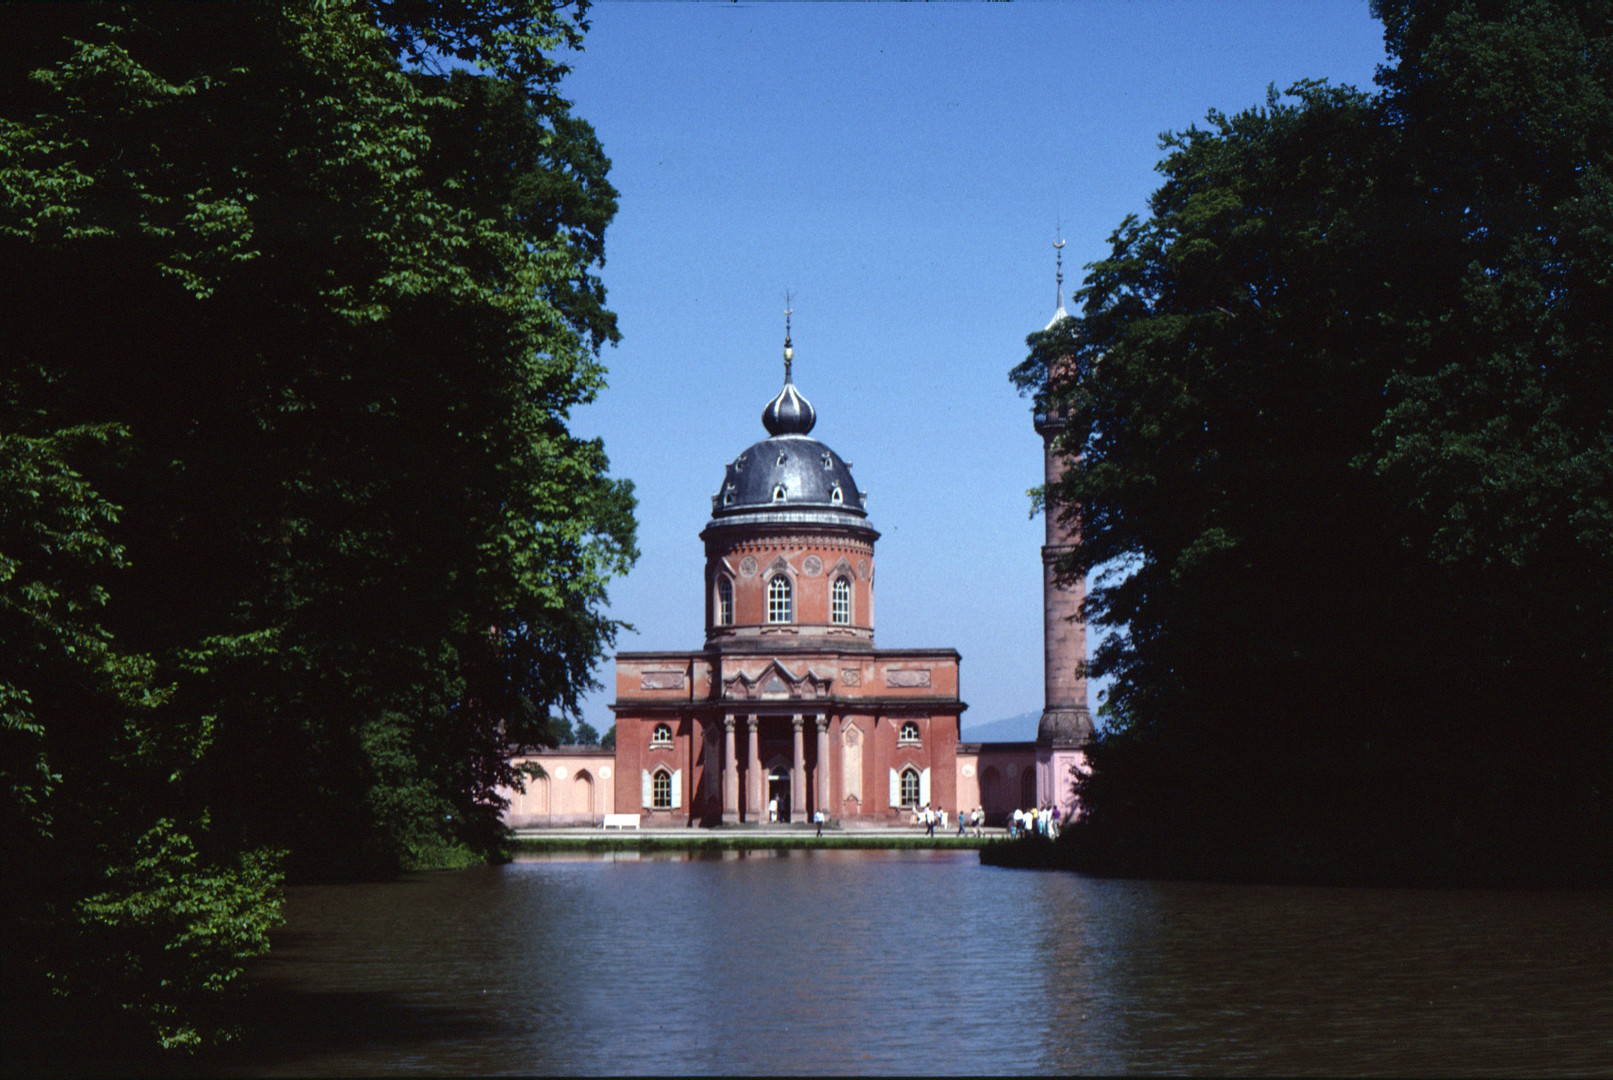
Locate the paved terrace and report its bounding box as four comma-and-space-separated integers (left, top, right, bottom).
511, 821, 1016, 845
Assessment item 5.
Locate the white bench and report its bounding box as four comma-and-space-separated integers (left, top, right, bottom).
602, 813, 641, 830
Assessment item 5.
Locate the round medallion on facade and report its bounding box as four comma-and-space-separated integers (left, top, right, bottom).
739, 555, 758, 577
803, 555, 823, 577
554, 765, 568, 780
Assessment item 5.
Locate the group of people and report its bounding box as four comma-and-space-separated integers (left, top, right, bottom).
912, 804, 988, 837
768, 798, 1057, 838
909, 803, 1061, 838
1008, 805, 1060, 839
914, 803, 947, 836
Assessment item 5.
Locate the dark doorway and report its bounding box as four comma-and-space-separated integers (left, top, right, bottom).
767, 768, 792, 823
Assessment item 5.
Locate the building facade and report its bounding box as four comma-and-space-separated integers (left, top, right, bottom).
503, 294, 1089, 829
610, 332, 966, 826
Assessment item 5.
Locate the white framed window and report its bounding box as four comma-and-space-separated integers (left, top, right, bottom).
830, 484, 844, 505
900, 767, 921, 807
898, 721, 920, 745
652, 768, 672, 808
651, 723, 673, 747
767, 575, 792, 623
831, 576, 852, 624
772, 483, 787, 502
717, 576, 734, 626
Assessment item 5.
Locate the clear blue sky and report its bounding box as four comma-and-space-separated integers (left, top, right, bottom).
562, 1, 1390, 736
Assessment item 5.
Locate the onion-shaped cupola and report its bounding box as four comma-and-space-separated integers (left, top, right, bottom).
761, 336, 817, 435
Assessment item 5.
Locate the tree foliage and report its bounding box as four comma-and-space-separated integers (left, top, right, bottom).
3, 0, 634, 1054
1017, 0, 1611, 884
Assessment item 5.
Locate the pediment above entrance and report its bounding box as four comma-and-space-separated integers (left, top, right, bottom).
723, 659, 834, 701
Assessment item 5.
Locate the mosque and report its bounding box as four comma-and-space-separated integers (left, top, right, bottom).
502, 283, 1092, 828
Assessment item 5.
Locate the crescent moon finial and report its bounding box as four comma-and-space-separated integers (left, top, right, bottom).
1052, 225, 1067, 315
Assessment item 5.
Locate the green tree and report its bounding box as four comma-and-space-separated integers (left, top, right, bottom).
0, 426, 283, 1054
1018, 0, 1610, 884
3, 0, 634, 1053
1369, 0, 1613, 835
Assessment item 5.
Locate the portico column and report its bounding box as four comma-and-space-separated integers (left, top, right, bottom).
746, 714, 761, 821
723, 714, 739, 824
791, 714, 806, 818
815, 713, 829, 816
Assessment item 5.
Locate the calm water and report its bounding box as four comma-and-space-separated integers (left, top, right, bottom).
223, 850, 1611, 1076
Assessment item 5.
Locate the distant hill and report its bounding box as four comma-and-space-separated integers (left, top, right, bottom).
960, 710, 1039, 744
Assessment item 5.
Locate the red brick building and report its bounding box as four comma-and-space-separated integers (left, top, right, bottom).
611, 331, 965, 825
503, 284, 1093, 831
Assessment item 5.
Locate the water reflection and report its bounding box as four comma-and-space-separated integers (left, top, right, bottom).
219, 851, 1612, 1076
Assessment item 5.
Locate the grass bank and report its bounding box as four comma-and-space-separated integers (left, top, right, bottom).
979, 829, 1613, 887
511, 834, 989, 854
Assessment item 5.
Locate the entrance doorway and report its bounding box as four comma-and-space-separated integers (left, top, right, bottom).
767, 768, 792, 823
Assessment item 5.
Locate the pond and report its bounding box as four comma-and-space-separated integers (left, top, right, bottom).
219, 849, 1611, 1076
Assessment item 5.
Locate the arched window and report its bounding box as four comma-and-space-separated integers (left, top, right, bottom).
830, 484, 844, 505
831, 576, 852, 624
900, 767, 921, 807
898, 721, 920, 745
652, 768, 673, 808
767, 575, 792, 623
716, 576, 734, 626
651, 723, 673, 747
772, 483, 787, 502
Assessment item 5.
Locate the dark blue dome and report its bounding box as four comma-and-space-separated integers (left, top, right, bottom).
711, 434, 865, 521
709, 369, 869, 528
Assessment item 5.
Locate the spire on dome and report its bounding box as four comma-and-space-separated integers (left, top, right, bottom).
762, 292, 816, 435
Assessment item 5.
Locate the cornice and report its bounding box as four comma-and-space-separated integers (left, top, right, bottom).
611, 696, 968, 714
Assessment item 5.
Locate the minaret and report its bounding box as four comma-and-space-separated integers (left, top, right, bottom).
1036, 237, 1094, 748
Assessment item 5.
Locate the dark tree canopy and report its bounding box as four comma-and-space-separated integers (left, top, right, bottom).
1016, 0, 1611, 885
3, 0, 634, 1055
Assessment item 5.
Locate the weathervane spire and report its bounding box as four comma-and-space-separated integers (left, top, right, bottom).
782, 289, 795, 383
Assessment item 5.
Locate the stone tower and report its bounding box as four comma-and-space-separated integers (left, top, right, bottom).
1035, 242, 1092, 812
1034, 395, 1093, 746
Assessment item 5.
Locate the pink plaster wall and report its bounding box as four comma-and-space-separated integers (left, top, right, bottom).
1037, 745, 1087, 823
500, 749, 616, 827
